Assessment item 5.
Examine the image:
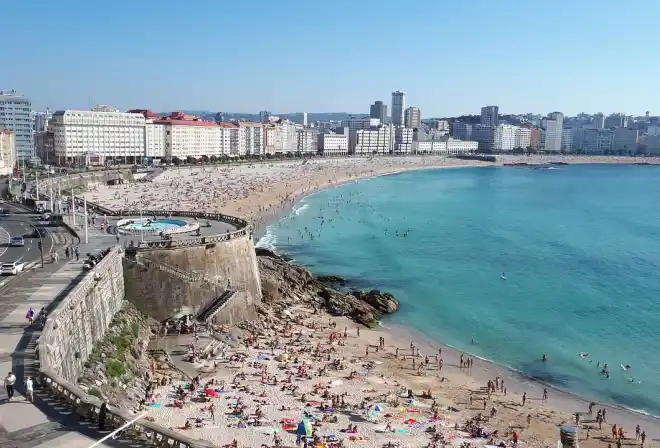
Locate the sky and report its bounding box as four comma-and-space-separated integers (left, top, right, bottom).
3, 0, 659, 117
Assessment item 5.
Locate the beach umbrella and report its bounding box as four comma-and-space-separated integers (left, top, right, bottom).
368, 404, 384, 413
297, 420, 313, 436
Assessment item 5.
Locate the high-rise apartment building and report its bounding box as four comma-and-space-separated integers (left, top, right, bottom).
259, 110, 271, 124
0, 130, 16, 175
542, 112, 563, 152
593, 113, 604, 129
394, 127, 413, 153
391, 91, 406, 127
296, 128, 319, 154
0, 90, 34, 160
370, 101, 387, 123
480, 105, 499, 127
451, 121, 472, 141
404, 107, 421, 129
34, 110, 52, 133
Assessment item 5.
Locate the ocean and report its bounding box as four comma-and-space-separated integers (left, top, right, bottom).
257, 164, 660, 416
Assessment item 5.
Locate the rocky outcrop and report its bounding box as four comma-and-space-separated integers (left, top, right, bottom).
76, 302, 184, 410
257, 249, 400, 327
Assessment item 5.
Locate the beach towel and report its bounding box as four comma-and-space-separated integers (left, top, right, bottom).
282, 423, 297, 431
261, 427, 280, 434
404, 418, 417, 424
394, 428, 408, 434
148, 403, 162, 408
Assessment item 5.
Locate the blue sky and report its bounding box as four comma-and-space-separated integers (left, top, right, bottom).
4, 0, 658, 116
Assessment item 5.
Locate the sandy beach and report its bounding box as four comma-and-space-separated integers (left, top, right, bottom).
83, 155, 660, 447
82, 155, 660, 239
143, 305, 660, 448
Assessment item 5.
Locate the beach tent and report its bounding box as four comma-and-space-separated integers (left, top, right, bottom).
296, 420, 313, 436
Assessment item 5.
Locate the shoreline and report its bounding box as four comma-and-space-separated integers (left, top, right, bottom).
251, 160, 660, 437
82, 155, 660, 441
252, 155, 660, 242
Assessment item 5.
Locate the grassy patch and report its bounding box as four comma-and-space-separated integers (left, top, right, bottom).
106, 358, 126, 378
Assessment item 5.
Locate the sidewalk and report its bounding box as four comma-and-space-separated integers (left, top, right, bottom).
0, 231, 116, 447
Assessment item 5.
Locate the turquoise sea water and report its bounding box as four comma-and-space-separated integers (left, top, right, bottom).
257, 165, 660, 416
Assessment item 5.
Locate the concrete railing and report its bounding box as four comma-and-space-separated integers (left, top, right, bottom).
38, 246, 218, 447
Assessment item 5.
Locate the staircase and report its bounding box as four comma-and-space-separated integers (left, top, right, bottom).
196, 289, 237, 323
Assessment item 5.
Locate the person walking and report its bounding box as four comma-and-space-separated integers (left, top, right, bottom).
5, 371, 16, 401
25, 376, 34, 402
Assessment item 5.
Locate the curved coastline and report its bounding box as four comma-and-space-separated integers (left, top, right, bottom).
256, 161, 660, 437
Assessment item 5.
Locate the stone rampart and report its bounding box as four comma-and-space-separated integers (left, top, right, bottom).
38, 246, 216, 447
40, 247, 125, 383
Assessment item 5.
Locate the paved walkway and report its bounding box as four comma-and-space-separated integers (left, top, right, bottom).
0, 227, 121, 447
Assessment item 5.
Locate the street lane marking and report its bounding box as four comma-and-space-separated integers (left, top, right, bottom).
0, 226, 9, 258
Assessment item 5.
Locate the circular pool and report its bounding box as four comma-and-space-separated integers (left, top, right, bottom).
121, 218, 187, 231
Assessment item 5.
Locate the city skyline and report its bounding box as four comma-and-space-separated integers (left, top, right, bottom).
4, 0, 660, 116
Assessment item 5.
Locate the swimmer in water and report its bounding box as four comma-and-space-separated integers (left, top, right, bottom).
542, 354, 548, 361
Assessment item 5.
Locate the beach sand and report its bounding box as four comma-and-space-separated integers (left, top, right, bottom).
145, 305, 660, 448
82, 155, 660, 239
84, 154, 660, 447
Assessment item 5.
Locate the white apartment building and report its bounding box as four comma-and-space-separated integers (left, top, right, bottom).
447, 138, 478, 154
264, 120, 299, 154
340, 117, 380, 131
430, 120, 450, 131
414, 138, 477, 154
157, 117, 227, 160
319, 133, 349, 156
404, 107, 421, 129
394, 127, 413, 153
515, 127, 531, 149
350, 125, 392, 155
0, 130, 16, 176
51, 109, 146, 162
145, 122, 166, 158
217, 122, 264, 157
296, 129, 319, 154
415, 141, 446, 153
494, 124, 517, 151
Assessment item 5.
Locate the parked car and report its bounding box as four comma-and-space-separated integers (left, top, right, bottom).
10, 236, 25, 247
1, 261, 25, 275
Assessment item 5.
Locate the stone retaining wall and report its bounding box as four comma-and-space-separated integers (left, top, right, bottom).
38, 246, 217, 447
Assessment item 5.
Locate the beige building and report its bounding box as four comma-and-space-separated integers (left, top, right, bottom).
0, 130, 16, 176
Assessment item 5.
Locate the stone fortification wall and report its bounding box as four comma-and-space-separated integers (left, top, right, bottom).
123, 233, 261, 323
37, 169, 134, 197
38, 246, 216, 447
40, 247, 125, 383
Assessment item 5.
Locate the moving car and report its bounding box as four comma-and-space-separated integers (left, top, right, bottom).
1, 261, 25, 275
10, 236, 25, 247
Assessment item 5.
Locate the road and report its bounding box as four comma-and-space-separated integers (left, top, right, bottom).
0, 202, 54, 266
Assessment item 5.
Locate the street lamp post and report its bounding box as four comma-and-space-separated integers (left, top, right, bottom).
84, 197, 88, 244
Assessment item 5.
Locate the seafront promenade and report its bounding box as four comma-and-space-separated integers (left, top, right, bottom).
0, 215, 117, 447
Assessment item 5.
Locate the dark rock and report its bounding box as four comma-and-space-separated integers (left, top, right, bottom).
257, 251, 399, 327
317, 275, 346, 285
